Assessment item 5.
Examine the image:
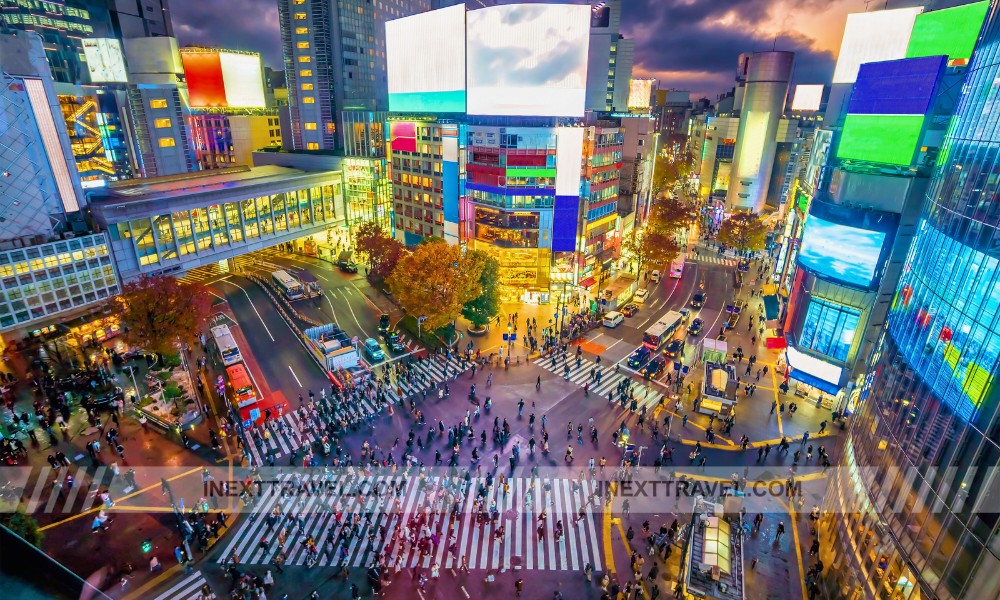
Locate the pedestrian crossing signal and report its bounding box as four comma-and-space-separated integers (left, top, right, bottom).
142, 539, 152, 553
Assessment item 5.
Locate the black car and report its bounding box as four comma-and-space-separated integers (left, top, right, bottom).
691, 291, 706, 308
627, 346, 651, 369
737, 259, 750, 272
338, 261, 358, 274
378, 314, 391, 333
621, 303, 640, 317
664, 339, 685, 358
640, 357, 666, 379
81, 386, 124, 410
383, 330, 405, 353
688, 318, 704, 336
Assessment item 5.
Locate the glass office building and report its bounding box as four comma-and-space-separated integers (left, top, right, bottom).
823, 5, 1000, 599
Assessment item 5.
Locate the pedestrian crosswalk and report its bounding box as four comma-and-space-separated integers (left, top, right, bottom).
534, 353, 681, 414
151, 571, 212, 600
690, 253, 737, 267
216, 473, 603, 572
245, 355, 471, 463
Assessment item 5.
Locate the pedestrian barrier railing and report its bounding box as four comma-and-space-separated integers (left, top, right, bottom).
246, 274, 323, 328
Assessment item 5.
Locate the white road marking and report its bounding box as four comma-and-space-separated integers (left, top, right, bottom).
287, 365, 303, 388
215, 279, 274, 342
340, 288, 373, 340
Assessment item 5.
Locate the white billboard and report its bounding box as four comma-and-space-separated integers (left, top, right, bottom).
83, 38, 128, 83
628, 79, 654, 110
555, 127, 584, 196
387, 5, 466, 112
467, 4, 590, 117
220, 52, 266, 108
791, 84, 824, 111
832, 7, 922, 84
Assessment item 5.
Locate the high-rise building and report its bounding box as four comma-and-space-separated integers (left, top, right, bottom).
823, 3, 1000, 599
276, 0, 432, 152
585, 0, 633, 113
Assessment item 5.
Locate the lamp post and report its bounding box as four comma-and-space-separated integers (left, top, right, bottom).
417, 315, 428, 341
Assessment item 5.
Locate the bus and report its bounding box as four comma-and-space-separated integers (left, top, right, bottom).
669, 253, 686, 279
272, 270, 304, 300
226, 363, 257, 408
642, 310, 685, 350
210, 324, 242, 367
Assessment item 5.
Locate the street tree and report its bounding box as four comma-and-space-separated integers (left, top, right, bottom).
388, 240, 483, 331
462, 250, 501, 330
718, 211, 769, 254
112, 275, 212, 357
622, 229, 681, 280
0, 510, 43, 546
651, 154, 691, 197
649, 196, 691, 237
353, 221, 405, 281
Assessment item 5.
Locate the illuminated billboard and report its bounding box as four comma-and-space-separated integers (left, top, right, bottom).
906, 1, 989, 64
790, 85, 823, 111
848, 56, 945, 116
627, 79, 654, 110
387, 5, 466, 112
832, 7, 923, 84
467, 3, 590, 117
83, 38, 128, 83
181, 49, 266, 108
389, 121, 417, 153
838, 114, 925, 166
797, 201, 897, 289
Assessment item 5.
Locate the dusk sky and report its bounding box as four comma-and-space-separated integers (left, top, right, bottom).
169, 0, 932, 99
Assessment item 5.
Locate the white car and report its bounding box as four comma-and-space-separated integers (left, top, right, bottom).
650, 270, 661, 283
634, 288, 649, 304
602, 311, 624, 328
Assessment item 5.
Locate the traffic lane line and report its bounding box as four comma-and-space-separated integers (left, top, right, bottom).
288, 365, 303, 388
214, 279, 274, 342
603, 481, 617, 575
778, 496, 810, 600
340, 288, 373, 340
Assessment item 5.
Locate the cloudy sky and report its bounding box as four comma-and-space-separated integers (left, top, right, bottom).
169, 0, 938, 99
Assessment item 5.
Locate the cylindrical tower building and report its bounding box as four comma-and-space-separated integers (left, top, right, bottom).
726, 51, 793, 212
823, 4, 1000, 599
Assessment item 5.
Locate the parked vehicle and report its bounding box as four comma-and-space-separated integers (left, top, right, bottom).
603, 311, 624, 328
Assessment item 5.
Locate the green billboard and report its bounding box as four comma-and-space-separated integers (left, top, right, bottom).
906, 1, 989, 62
838, 114, 925, 166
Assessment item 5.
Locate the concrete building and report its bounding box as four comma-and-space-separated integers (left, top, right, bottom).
585, 0, 633, 113
0, 31, 119, 335
275, 0, 432, 152
189, 113, 283, 169
726, 51, 794, 212
617, 114, 658, 228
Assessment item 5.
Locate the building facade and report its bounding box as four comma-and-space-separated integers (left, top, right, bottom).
823, 3, 1000, 598
585, 0, 633, 113
189, 112, 283, 169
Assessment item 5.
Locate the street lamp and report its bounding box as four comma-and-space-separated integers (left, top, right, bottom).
417, 315, 428, 341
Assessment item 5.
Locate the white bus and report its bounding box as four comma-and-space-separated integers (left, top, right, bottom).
272, 270, 304, 300
211, 324, 243, 366
642, 310, 685, 350
669, 253, 685, 279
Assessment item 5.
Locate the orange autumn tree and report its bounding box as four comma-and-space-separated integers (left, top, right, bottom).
387, 239, 483, 331
111, 275, 212, 356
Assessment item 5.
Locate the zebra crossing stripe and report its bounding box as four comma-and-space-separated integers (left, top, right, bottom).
534, 355, 670, 414
152, 571, 209, 600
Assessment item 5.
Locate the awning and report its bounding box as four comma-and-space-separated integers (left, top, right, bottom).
579, 277, 597, 288
763, 295, 780, 320
789, 370, 840, 396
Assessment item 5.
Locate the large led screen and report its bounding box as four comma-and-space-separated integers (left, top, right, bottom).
797, 216, 888, 288
82, 38, 128, 83
627, 79, 654, 110
219, 52, 266, 108
181, 51, 227, 108
832, 7, 922, 84
848, 56, 945, 116
387, 5, 466, 112
838, 113, 925, 166
467, 4, 590, 117
790, 85, 823, 111
906, 1, 989, 63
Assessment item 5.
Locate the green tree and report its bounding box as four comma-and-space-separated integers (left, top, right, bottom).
387, 240, 483, 331
462, 250, 501, 330
718, 211, 769, 254
649, 196, 692, 237
353, 220, 405, 281
112, 275, 211, 357
621, 229, 681, 280
0, 510, 43, 546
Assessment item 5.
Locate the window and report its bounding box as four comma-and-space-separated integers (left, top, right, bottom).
303, 96, 315, 104
301, 83, 313, 91
299, 69, 312, 77
295, 27, 308, 34
293, 0, 304, 3
304, 122, 317, 130
306, 142, 319, 150
149, 98, 168, 109
294, 12, 307, 19
298, 56, 311, 63
297, 41, 310, 49
799, 298, 861, 362
153, 118, 171, 128
158, 137, 176, 148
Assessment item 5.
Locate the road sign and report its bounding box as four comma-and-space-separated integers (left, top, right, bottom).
509, 334, 517, 342
674, 361, 682, 371
625, 444, 636, 452
682, 365, 690, 374
502, 333, 509, 341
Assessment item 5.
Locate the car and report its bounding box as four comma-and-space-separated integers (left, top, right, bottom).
378, 314, 390, 333
603, 311, 624, 328
691, 291, 706, 308
737, 259, 750, 272
338, 261, 358, 274
634, 288, 650, 304
81, 386, 124, 410
363, 338, 386, 362
650, 270, 661, 283
640, 357, 666, 379
679, 308, 692, 323
621, 303, 640, 317
688, 318, 704, 336
664, 339, 685, 358
627, 346, 651, 369
383, 331, 405, 353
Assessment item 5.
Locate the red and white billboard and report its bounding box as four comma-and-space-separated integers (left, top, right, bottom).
181, 49, 266, 108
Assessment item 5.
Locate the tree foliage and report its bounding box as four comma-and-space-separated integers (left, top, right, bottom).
621, 229, 680, 280
111, 275, 211, 357
353, 221, 405, 282
462, 250, 501, 329
0, 510, 43, 546
651, 154, 691, 197
387, 240, 484, 331
649, 196, 691, 237
718, 211, 769, 253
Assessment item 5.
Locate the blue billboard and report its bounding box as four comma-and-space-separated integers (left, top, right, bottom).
848, 55, 946, 116
796, 201, 898, 289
